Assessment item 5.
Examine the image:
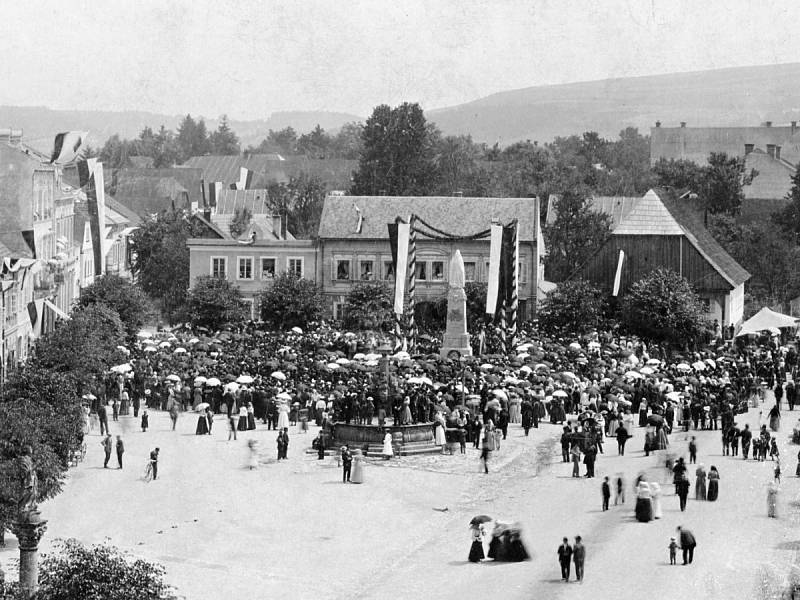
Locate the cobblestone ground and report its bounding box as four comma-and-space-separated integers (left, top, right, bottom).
2, 393, 797, 600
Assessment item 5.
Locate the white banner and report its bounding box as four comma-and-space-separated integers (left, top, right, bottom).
612, 249, 625, 296
485, 224, 503, 314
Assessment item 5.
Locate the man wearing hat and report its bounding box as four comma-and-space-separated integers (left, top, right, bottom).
557, 537, 572, 581
573, 536, 586, 581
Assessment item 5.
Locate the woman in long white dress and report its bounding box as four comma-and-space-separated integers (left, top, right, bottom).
277, 400, 290, 430
650, 481, 663, 519
382, 431, 394, 460
434, 412, 447, 447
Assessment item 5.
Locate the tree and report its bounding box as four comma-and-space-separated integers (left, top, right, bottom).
296, 125, 332, 158
267, 127, 298, 155
330, 122, 364, 159
543, 186, 612, 282
129, 210, 204, 320
434, 135, 488, 196
622, 268, 708, 346
209, 115, 240, 155
464, 282, 488, 332
31, 304, 126, 388
652, 158, 705, 192
36, 539, 178, 600
176, 114, 210, 162
351, 102, 439, 196
76, 274, 152, 340
265, 174, 327, 239
702, 152, 748, 215
537, 279, 606, 334
185, 276, 247, 330
343, 282, 393, 330
0, 364, 83, 546
259, 273, 322, 330
772, 163, 800, 243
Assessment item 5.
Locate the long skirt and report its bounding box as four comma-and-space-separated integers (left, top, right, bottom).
237, 417, 248, 431
695, 479, 707, 500
707, 479, 719, 501
770, 415, 780, 432
247, 414, 256, 430
468, 541, 484, 563
351, 460, 364, 483
635, 497, 653, 522
195, 416, 209, 435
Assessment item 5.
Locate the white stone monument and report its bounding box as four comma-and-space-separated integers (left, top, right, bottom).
440, 250, 472, 358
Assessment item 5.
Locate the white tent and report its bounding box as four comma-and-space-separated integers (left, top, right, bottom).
736, 307, 799, 337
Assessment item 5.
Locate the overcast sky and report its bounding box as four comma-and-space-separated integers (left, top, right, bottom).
1, 0, 797, 120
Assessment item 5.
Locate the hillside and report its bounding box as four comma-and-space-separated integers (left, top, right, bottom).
0, 106, 362, 151
427, 62, 800, 144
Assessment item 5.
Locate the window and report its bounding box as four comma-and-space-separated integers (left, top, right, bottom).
359, 260, 374, 281
237, 257, 253, 280
431, 261, 444, 281
518, 261, 528, 284
464, 261, 476, 282
414, 262, 427, 281
261, 257, 276, 280
383, 261, 395, 281
288, 257, 304, 278
211, 257, 227, 279
336, 259, 351, 280
484, 261, 490, 282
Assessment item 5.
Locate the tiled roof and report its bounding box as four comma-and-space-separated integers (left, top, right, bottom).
104, 195, 142, 225
182, 154, 289, 188
743, 149, 795, 201
215, 189, 271, 214
615, 188, 750, 286
546, 195, 639, 229
650, 125, 800, 167
113, 176, 189, 217
111, 168, 204, 208
318, 196, 537, 240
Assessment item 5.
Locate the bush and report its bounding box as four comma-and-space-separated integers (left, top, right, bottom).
343, 282, 393, 330
622, 267, 709, 346
259, 273, 323, 330
185, 276, 248, 330
77, 274, 152, 340
36, 539, 178, 600
538, 279, 606, 334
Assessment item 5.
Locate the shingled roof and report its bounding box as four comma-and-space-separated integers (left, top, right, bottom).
546, 195, 639, 229
182, 154, 289, 188
615, 188, 750, 286
318, 196, 536, 240
111, 168, 204, 208
113, 176, 189, 217
215, 189, 270, 214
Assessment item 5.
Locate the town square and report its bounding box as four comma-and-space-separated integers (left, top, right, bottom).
2, 2, 800, 599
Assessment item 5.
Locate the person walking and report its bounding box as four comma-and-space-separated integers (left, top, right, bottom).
601, 477, 611, 511
767, 481, 779, 517
741, 424, 752, 459
570, 444, 581, 478
115, 435, 124, 469
573, 536, 585, 582
277, 428, 289, 460
676, 474, 690, 512
557, 537, 572, 581
140, 409, 149, 433
688, 436, 697, 464
101, 433, 112, 468
677, 526, 696, 564
351, 448, 364, 483
169, 402, 179, 431
148, 447, 159, 480
695, 464, 707, 501
341, 445, 352, 483
97, 402, 109, 436
314, 431, 326, 460
228, 410, 238, 441
615, 424, 628, 455
561, 427, 571, 462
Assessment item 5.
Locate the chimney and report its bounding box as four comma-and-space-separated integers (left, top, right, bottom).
744, 144, 754, 155
203, 207, 211, 221
655, 120, 661, 128
680, 122, 686, 128
767, 144, 776, 159
776, 145, 782, 161
792, 121, 797, 134
765, 121, 773, 127
271, 214, 282, 238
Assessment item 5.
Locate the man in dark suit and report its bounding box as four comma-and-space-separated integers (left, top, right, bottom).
341, 445, 352, 483
677, 526, 696, 564
573, 536, 586, 581
557, 537, 572, 581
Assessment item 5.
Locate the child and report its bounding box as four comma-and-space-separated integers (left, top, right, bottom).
770, 438, 780, 462
775, 461, 782, 483
141, 409, 149, 432
669, 536, 678, 565
602, 476, 611, 511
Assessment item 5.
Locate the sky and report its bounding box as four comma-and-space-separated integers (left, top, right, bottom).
1, 0, 798, 120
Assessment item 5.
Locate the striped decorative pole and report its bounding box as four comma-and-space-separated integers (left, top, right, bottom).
507, 221, 519, 351
407, 215, 417, 353
498, 303, 507, 355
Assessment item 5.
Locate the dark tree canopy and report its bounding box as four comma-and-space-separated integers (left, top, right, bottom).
343, 282, 393, 331
351, 102, 439, 196
76, 274, 152, 340
772, 162, 800, 244
185, 276, 248, 331
259, 273, 323, 330
622, 268, 709, 346
538, 279, 606, 334
208, 115, 241, 155
543, 187, 612, 282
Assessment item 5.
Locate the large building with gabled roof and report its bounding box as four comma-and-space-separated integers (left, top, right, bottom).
575, 188, 750, 326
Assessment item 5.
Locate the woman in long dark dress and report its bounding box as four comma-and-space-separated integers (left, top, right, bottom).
468, 525, 485, 563
769, 403, 781, 432
635, 481, 653, 522
195, 408, 210, 435
707, 465, 720, 501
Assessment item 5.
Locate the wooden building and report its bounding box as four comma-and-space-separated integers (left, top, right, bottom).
576, 188, 750, 327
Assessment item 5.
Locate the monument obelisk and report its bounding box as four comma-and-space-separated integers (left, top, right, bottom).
440, 250, 472, 358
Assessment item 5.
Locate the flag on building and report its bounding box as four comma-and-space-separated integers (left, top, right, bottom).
50, 131, 88, 164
